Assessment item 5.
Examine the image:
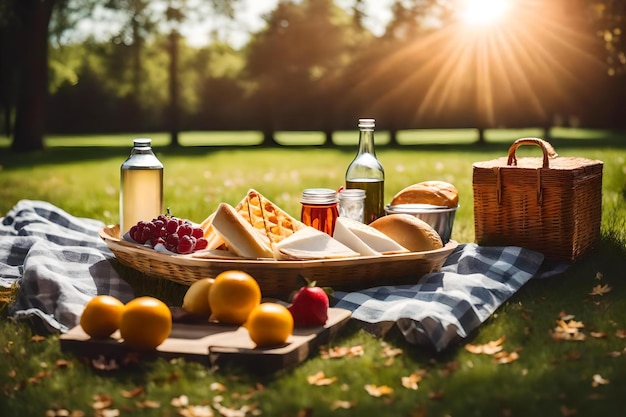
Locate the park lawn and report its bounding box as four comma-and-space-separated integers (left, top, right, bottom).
0, 129, 625, 416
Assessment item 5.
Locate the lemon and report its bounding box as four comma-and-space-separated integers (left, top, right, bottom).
182, 278, 214, 316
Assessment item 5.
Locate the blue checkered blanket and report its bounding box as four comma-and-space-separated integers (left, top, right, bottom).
1, 200, 557, 351
0, 200, 134, 333
334, 244, 550, 351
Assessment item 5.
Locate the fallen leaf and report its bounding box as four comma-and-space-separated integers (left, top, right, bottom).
210, 382, 226, 393
330, 400, 355, 410
590, 331, 607, 338
595, 272, 603, 280
55, 359, 70, 369
493, 351, 520, 364
170, 395, 189, 408
136, 399, 160, 409
320, 345, 364, 359
364, 384, 393, 397
551, 317, 586, 342
401, 373, 423, 390
465, 336, 506, 355
306, 371, 337, 386
121, 386, 144, 398
589, 284, 612, 296
178, 405, 214, 417
30, 335, 46, 343
381, 344, 403, 366
591, 374, 610, 387
92, 394, 113, 410
615, 329, 626, 339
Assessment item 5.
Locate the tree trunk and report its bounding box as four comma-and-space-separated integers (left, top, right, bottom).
261, 129, 280, 147
476, 127, 486, 144
168, 30, 180, 147
11, 0, 55, 152
388, 129, 398, 146
322, 129, 333, 147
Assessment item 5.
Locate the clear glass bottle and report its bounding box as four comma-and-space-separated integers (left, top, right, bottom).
300, 188, 339, 236
120, 138, 163, 235
345, 118, 385, 224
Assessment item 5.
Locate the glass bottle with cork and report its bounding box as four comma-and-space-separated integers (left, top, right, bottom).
120, 138, 164, 235
345, 118, 385, 224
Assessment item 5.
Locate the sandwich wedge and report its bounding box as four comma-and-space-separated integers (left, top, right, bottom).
333, 216, 409, 256
210, 202, 274, 259
274, 226, 360, 260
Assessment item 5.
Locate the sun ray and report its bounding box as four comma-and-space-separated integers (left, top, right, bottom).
350, 0, 606, 130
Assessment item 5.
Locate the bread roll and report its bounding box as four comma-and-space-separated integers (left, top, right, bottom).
369, 214, 443, 252
390, 181, 458, 208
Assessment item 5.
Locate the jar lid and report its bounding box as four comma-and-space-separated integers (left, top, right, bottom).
338, 189, 366, 200
301, 188, 338, 204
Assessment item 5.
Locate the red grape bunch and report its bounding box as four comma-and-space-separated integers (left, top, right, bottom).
128, 213, 209, 254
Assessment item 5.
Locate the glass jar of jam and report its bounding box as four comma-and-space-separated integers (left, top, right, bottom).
300, 188, 339, 236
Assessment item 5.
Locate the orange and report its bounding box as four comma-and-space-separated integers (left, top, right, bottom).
209, 270, 261, 324
246, 302, 294, 347
80, 295, 125, 339
119, 296, 172, 350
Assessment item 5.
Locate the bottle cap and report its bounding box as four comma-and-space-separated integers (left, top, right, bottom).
358, 118, 375, 130
301, 188, 338, 204
133, 138, 152, 148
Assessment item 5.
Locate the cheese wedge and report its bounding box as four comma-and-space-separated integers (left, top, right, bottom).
273, 226, 360, 260
211, 202, 274, 259
333, 216, 409, 256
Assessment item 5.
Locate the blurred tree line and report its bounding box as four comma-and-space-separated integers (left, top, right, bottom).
1, 0, 625, 151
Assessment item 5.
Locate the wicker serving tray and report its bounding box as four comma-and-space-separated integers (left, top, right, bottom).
100, 225, 458, 298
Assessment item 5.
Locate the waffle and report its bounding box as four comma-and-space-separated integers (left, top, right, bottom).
244, 189, 306, 246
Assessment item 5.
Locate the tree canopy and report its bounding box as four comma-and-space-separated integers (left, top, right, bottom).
1, 0, 624, 151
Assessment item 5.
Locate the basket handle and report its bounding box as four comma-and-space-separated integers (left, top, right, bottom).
506, 138, 558, 168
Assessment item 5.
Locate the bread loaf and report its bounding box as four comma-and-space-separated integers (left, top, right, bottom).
369, 214, 443, 252
390, 181, 458, 207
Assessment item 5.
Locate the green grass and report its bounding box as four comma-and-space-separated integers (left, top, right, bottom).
1, 129, 626, 416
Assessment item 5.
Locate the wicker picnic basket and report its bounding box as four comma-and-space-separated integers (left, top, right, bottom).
100, 225, 458, 298
472, 137, 603, 262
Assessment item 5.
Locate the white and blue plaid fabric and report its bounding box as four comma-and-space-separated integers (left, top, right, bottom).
2, 200, 553, 352
334, 244, 547, 351
0, 200, 134, 333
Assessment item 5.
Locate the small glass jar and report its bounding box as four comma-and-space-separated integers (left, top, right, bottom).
300, 188, 339, 236
338, 188, 366, 223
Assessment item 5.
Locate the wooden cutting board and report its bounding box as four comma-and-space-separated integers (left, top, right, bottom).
60, 307, 352, 373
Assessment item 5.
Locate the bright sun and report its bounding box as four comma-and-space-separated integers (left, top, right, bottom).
458, 0, 513, 25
